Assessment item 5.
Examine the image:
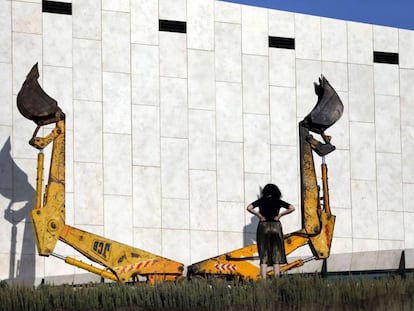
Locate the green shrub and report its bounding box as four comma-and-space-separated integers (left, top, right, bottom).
0, 275, 413, 311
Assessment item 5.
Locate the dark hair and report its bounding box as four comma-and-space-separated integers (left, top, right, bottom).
262, 184, 282, 200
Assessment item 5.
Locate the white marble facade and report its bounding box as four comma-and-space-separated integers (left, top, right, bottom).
1, 0, 414, 284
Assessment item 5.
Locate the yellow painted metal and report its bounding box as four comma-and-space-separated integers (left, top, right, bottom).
31, 120, 66, 256
35, 151, 44, 210
64, 256, 119, 282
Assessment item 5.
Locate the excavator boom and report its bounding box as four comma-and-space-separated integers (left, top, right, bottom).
188, 75, 343, 280
17, 63, 184, 283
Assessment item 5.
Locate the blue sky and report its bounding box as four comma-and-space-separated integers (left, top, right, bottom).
222, 0, 414, 31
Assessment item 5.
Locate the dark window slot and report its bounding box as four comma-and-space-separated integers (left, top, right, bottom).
373, 51, 399, 65
159, 20, 187, 33
42, 1, 72, 15
269, 36, 295, 49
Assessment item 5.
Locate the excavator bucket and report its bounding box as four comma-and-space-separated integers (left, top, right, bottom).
301, 75, 343, 134
17, 63, 64, 126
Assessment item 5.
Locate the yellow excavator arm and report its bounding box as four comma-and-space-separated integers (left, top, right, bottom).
17, 63, 184, 283
187, 76, 343, 280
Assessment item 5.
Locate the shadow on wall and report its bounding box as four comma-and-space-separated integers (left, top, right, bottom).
0, 137, 36, 285
243, 186, 262, 247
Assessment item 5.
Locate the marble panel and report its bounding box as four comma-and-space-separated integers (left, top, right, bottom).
102, 0, 129, 12
321, 18, 347, 62
217, 142, 244, 202
295, 59, 322, 118
103, 72, 131, 134
328, 150, 351, 209
159, 0, 186, 21
133, 166, 161, 228
160, 32, 187, 78
162, 198, 189, 229
399, 29, 414, 69
351, 181, 378, 239
131, 0, 158, 45
0, 129, 12, 190
215, 1, 241, 24
376, 153, 403, 212
295, 14, 321, 60
242, 55, 269, 114
244, 175, 270, 208
321, 62, 348, 92
162, 229, 190, 264
72, 0, 101, 40
103, 134, 132, 195
216, 82, 242, 142
332, 208, 352, 238
132, 105, 160, 167
327, 251, 352, 271
329, 237, 353, 255
218, 231, 244, 254
269, 86, 296, 145
378, 240, 404, 251
375, 249, 402, 269
268, 10, 294, 38
131, 44, 159, 106
12, 1, 41, 34
190, 230, 218, 263
74, 162, 103, 225
400, 69, 414, 127
375, 96, 401, 153
243, 114, 270, 174
348, 64, 374, 122
188, 50, 215, 110
43, 14, 72, 67
378, 211, 404, 240
215, 22, 242, 83
403, 183, 414, 212
43, 66, 73, 130
402, 126, 414, 183
352, 238, 379, 252
374, 64, 399, 96
64, 132, 74, 194
102, 11, 130, 73
133, 227, 162, 255
12, 33, 42, 94
160, 77, 188, 138
404, 212, 414, 249
104, 195, 133, 245
12, 99, 35, 159
0, 189, 13, 252
188, 0, 214, 50
349, 122, 376, 180
406, 248, 414, 268
189, 110, 216, 170
241, 6, 268, 56
373, 26, 398, 53
350, 250, 378, 270
0, 0, 11, 62
189, 170, 217, 230
73, 100, 102, 163
73, 39, 102, 101
271, 145, 298, 205
0, 63, 12, 126
347, 22, 373, 65
161, 138, 188, 199
269, 49, 295, 87
218, 201, 244, 232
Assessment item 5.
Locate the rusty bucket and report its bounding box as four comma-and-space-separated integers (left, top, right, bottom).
17, 63, 64, 126
301, 75, 343, 134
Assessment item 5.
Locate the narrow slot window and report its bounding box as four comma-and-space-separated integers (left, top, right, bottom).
268, 36, 295, 50
159, 20, 187, 33
42, 1, 72, 15
373, 51, 399, 65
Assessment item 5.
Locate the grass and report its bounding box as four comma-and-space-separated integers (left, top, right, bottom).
1, 275, 413, 311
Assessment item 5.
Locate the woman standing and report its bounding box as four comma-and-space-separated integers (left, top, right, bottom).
246, 184, 295, 280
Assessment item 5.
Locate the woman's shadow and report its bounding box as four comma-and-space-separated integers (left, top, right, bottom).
243, 186, 262, 246
0, 137, 36, 285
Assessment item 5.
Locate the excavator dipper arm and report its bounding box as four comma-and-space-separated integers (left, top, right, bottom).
187, 75, 343, 280
17, 64, 184, 283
